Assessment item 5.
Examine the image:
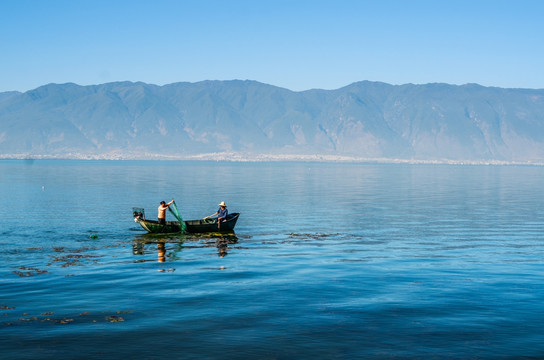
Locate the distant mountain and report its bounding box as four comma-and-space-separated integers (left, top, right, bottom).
1, 80, 544, 163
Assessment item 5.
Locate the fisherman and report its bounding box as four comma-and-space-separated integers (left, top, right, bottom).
204, 201, 229, 228
158, 199, 174, 225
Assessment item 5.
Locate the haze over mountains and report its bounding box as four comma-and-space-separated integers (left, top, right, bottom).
1, 80, 544, 163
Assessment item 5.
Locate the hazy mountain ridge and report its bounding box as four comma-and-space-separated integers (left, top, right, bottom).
1, 80, 544, 162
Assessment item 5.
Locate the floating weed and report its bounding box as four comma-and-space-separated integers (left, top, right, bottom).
11, 245, 106, 277
12, 267, 49, 277
48, 253, 102, 268
105, 315, 124, 322
2, 310, 135, 327
42, 244, 121, 270
288, 232, 342, 240
1, 305, 15, 310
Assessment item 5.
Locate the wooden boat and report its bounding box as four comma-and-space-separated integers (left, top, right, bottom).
133, 207, 240, 234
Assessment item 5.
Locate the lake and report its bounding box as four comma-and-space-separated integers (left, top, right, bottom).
1, 160, 543, 359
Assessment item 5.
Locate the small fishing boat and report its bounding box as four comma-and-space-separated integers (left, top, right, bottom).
133, 207, 240, 234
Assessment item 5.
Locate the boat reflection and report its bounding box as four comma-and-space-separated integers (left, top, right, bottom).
132, 233, 239, 261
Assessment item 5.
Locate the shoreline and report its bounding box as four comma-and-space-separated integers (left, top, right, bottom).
1, 152, 543, 166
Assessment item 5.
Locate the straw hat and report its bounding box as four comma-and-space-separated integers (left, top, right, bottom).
218, 201, 227, 207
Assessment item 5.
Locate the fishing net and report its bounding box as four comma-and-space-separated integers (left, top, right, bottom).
169, 201, 187, 233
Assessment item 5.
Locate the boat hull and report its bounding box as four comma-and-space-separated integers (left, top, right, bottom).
135, 213, 240, 234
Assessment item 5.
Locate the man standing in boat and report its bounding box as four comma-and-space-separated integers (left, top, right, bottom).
158, 199, 174, 225
204, 201, 228, 228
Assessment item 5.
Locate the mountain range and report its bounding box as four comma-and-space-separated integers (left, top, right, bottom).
1, 80, 543, 163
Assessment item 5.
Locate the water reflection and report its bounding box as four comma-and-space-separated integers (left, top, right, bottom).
132, 233, 239, 261
132, 237, 181, 263
212, 235, 238, 257
157, 242, 165, 263
201, 234, 239, 258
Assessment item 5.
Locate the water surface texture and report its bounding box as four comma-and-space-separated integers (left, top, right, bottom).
1, 160, 543, 359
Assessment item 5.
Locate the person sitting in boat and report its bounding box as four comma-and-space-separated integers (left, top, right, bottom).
204, 201, 228, 226
158, 199, 174, 225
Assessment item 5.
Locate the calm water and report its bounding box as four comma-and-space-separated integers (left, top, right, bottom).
1, 160, 543, 359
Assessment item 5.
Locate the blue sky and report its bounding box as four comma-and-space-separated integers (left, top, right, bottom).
1, 0, 543, 92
